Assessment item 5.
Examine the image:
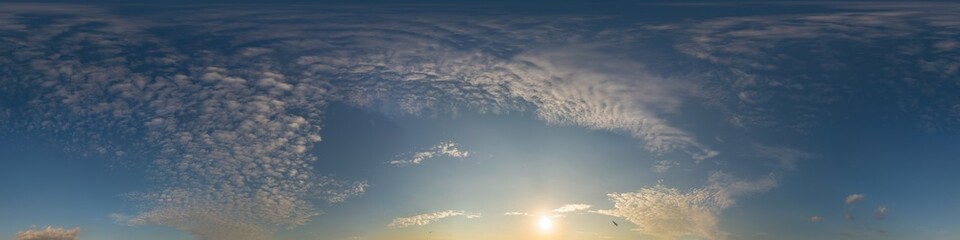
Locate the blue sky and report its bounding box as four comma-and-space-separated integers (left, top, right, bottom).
2, 2, 960, 240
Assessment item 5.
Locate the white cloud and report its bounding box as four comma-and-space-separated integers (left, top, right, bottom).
389, 141, 470, 166
15, 226, 80, 240
553, 204, 592, 213
845, 194, 865, 206
388, 210, 480, 228
597, 184, 725, 240
597, 172, 777, 240
809, 216, 822, 223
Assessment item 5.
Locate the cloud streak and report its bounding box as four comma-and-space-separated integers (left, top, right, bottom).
553, 204, 592, 213
389, 141, 470, 166
652, 160, 680, 173
388, 210, 480, 228
15, 226, 80, 240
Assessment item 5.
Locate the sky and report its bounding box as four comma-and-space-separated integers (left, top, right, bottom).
1, 1, 960, 240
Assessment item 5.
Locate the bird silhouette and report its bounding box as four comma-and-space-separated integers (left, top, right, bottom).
612, 220, 619, 226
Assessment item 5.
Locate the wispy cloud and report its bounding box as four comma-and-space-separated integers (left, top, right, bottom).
503, 212, 529, 216
504, 203, 591, 218
875, 206, 888, 220
502, 48, 718, 157
648, 3, 960, 134
553, 204, 592, 213
652, 160, 680, 173
388, 210, 480, 228
809, 216, 822, 223
15, 226, 80, 240
707, 172, 778, 208
844, 194, 866, 221
389, 141, 470, 166
754, 144, 811, 171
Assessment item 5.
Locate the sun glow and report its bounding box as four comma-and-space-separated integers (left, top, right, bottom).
538, 216, 553, 232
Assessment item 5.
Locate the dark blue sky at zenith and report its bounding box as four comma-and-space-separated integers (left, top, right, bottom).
2, 1, 960, 240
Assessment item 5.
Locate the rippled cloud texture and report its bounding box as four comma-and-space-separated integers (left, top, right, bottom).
0, 4, 708, 239
3, 2, 959, 240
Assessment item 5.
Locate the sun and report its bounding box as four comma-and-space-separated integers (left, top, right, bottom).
538, 216, 553, 232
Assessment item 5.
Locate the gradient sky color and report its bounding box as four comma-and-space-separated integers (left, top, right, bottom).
2, 1, 960, 240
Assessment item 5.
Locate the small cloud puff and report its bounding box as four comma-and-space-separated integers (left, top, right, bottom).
875, 206, 888, 220
15, 226, 80, 240
845, 194, 865, 206
388, 210, 480, 228
809, 215, 822, 223
504, 203, 591, 218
